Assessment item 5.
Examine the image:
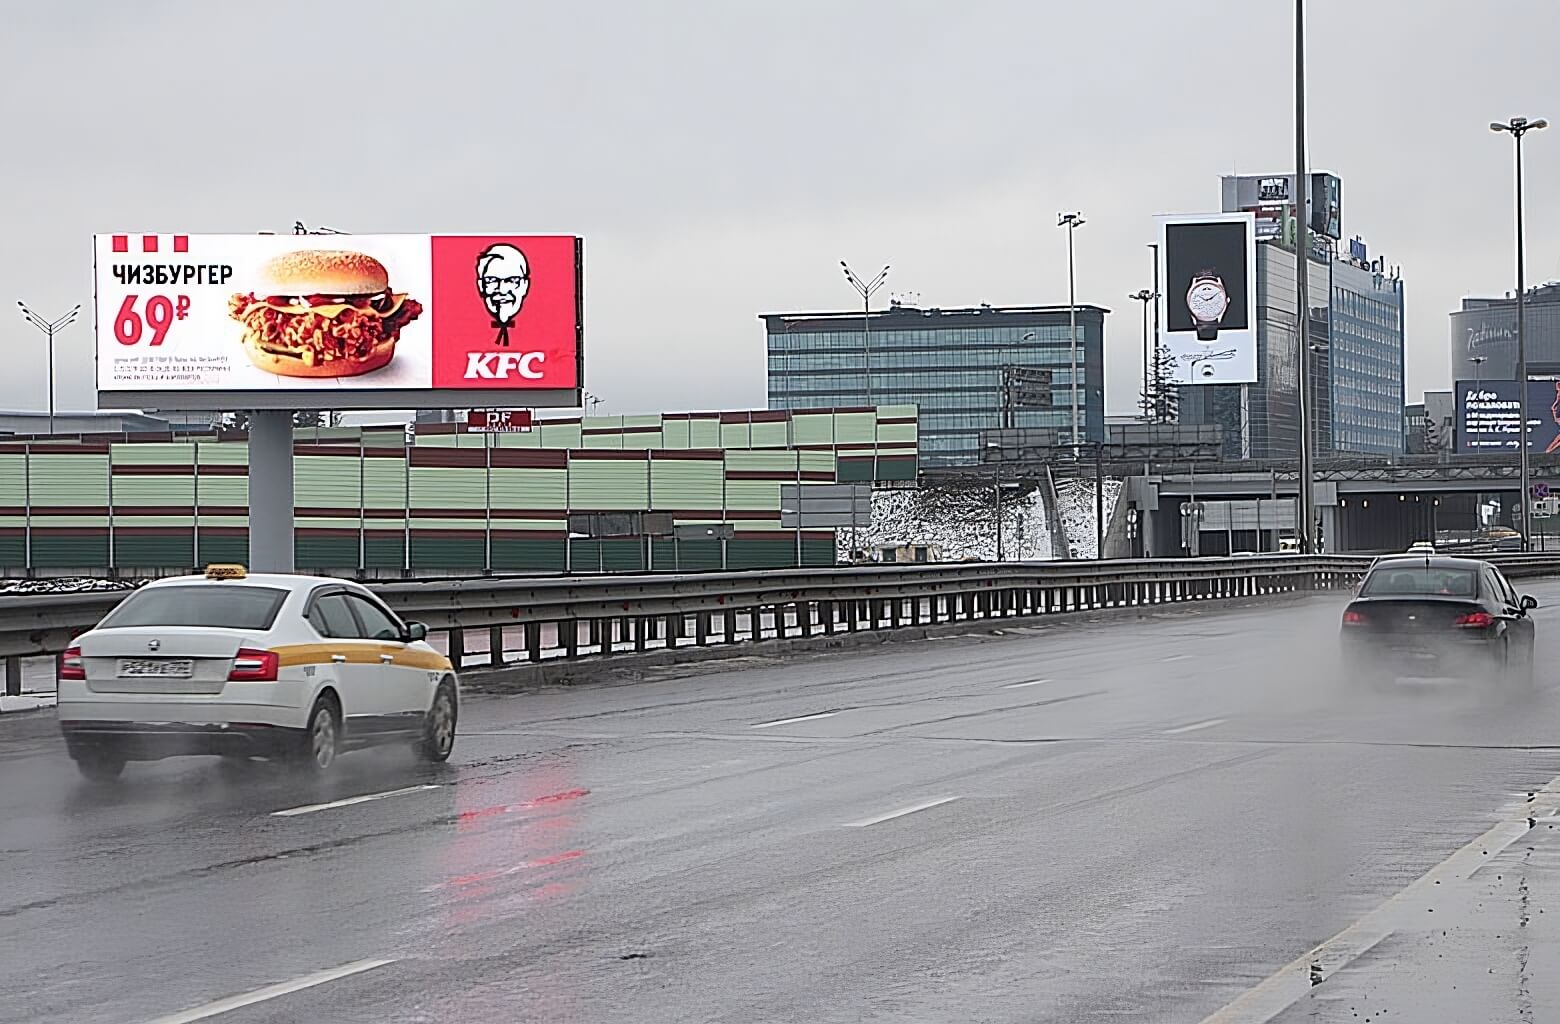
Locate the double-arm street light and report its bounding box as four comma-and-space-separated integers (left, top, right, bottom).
17, 301, 81, 436
1490, 115, 1548, 551
841, 262, 890, 407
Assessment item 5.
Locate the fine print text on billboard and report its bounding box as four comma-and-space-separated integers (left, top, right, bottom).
1157, 212, 1257, 386
1457, 379, 1560, 454
93, 233, 583, 411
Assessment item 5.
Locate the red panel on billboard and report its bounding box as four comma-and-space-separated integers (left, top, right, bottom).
430, 235, 580, 391
465, 410, 534, 433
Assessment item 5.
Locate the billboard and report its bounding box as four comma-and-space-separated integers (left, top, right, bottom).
464, 409, 534, 433
1456, 379, 1560, 454
1220, 172, 1342, 241
94, 233, 582, 410
1156, 212, 1258, 385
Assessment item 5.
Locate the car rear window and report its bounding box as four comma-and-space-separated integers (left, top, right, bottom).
100, 585, 288, 630
1360, 567, 1478, 598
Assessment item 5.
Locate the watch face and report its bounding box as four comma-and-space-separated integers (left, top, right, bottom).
1187, 281, 1228, 322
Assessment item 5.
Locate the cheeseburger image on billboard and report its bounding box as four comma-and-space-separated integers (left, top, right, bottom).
227, 250, 424, 377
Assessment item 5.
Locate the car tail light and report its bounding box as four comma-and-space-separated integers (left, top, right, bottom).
59, 646, 85, 681
1342, 610, 1367, 626
1454, 611, 1495, 629
228, 648, 279, 682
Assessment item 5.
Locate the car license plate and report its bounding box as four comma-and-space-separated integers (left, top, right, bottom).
118, 658, 194, 678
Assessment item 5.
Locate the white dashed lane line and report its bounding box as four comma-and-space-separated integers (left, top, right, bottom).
270, 785, 440, 818
750, 711, 840, 730
141, 958, 396, 1024
843, 796, 960, 828
1162, 718, 1229, 736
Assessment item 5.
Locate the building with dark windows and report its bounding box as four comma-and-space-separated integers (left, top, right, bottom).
1178, 234, 1404, 459
763, 303, 1107, 467
1450, 283, 1560, 384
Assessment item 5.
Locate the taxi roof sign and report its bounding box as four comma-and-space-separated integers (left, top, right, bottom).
204, 563, 248, 580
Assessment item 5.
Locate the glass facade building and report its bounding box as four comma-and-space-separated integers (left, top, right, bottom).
1449, 283, 1560, 384
764, 304, 1107, 467
1179, 243, 1404, 459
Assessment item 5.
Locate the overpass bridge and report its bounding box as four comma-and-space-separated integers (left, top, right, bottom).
935, 452, 1560, 555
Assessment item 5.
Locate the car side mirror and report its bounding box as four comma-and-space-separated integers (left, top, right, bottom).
404, 621, 429, 642
1521, 595, 1539, 611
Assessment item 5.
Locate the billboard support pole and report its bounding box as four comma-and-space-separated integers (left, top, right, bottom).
248, 409, 294, 573
1293, 0, 1317, 555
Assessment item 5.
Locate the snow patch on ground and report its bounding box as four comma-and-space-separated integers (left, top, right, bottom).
1054, 477, 1123, 560
849, 485, 1053, 562
0, 577, 141, 595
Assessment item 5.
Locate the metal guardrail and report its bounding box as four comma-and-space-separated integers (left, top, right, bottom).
5, 554, 1560, 694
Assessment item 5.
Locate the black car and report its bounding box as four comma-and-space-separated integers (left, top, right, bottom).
1340, 556, 1537, 684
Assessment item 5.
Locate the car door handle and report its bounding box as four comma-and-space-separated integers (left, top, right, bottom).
331, 654, 348, 664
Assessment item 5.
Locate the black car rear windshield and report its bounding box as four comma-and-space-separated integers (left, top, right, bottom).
1360, 567, 1478, 598
100, 585, 288, 630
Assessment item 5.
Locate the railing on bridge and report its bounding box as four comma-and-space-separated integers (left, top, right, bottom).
5, 554, 1560, 693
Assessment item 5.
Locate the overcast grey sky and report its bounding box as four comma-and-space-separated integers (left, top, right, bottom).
2, 0, 1556, 419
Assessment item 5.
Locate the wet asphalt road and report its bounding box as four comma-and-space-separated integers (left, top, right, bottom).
6, 585, 1560, 1023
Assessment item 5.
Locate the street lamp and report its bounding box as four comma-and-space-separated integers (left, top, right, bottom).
1293, 0, 1318, 555
17, 301, 81, 436
841, 261, 889, 408
1058, 212, 1085, 454
1130, 289, 1155, 418
1470, 354, 1487, 384
1491, 115, 1548, 552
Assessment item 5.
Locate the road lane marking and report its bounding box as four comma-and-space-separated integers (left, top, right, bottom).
1162, 718, 1229, 735
271, 785, 439, 818
1198, 773, 1560, 1024
844, 796, 960, 827
142, 958, 395, 1024
1002, 678, 1055, 689
751, 711, 839, 729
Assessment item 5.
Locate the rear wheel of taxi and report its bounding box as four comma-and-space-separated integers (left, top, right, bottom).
298, 694, 341, 772
74, 748, 127, 782
417, 682, 457, 763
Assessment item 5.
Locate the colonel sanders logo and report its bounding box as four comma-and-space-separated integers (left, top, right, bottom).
476, 243, 529, 347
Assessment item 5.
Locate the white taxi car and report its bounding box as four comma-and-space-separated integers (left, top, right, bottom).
57, 565, 459, 780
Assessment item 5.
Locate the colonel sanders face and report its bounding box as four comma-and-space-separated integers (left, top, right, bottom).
476, 244, 530, 327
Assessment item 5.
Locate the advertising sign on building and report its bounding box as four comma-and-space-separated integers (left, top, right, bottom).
464, 409, 534, 433
1156, 212, 1258, 385
93, 233, 583, 410
1456, 379, 1560, 453
1220, 172, 1343, 241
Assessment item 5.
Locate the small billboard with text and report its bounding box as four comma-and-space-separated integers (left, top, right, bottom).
1456, 379, 1560, 453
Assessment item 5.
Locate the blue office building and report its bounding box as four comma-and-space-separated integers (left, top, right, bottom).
1179, 241, 1404, 459
763, 303, 1108, 467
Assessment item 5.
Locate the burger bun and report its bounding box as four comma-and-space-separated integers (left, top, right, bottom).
258, 250, 390, 297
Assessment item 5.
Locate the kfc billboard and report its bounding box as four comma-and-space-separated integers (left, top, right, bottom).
1156, 212, 1257, 385
93, 233, 582, 410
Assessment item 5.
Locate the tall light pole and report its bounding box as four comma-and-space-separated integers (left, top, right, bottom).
1293, 0, 1318, 554
1148, 243, 1162, 422
841, 262, 890, 408
1491, 115, 1548, 552
1130, 289, 1155, 418
17, 302, 81, 436
1058, 213, 1085, 454
1471, 354, 1487, 384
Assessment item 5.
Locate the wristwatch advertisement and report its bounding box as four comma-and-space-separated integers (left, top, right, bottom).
1157, 212, 1257, 385
1185, 272, 1229, 342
